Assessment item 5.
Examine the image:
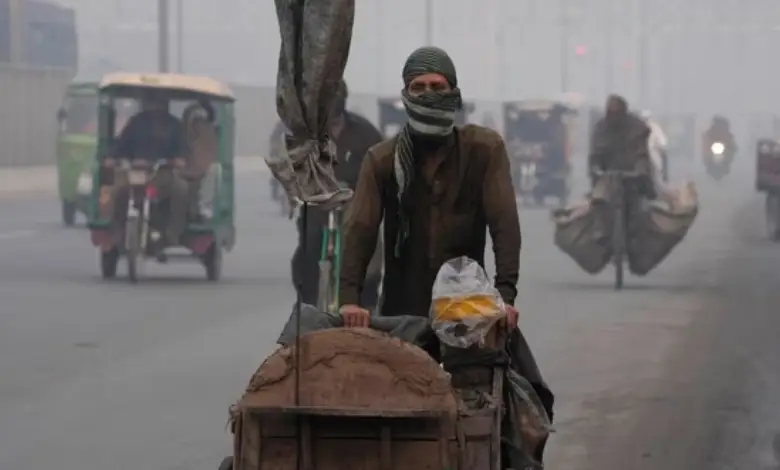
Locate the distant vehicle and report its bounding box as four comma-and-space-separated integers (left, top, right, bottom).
756, 138, 780, 241
0, 0, 78, 69
503, 100, 574, 206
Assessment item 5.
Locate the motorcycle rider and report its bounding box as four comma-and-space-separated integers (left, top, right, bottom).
110, 92, 190, 246
291, 79, 385, 310
588, 94, 655, 198
639, 110, 669, 183
702, 115, 737, 160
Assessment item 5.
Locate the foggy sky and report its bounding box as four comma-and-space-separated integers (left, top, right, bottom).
55, 0, 780, 113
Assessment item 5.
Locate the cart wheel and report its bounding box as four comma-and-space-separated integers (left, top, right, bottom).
218, 456, 233, 470
101, 248, 119, 279
62, 200, 76, 227
204, 242, 223, 281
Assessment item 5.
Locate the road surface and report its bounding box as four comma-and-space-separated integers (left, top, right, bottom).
0, 159, 778, 470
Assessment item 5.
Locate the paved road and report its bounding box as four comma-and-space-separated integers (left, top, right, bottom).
0, 159, 778, 470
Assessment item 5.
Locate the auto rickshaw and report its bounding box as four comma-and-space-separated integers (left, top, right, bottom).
756, 138, 780, 240
87, 72, 236, 282
377, 98, 475, 138
503, 100, 574, 206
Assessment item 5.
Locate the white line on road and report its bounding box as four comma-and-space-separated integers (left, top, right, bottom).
0, 229, 38, 240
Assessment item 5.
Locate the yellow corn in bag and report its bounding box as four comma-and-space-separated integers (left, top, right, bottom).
432, 293, 503, 322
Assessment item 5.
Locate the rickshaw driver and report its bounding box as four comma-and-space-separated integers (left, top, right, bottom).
111, 92, 191, 245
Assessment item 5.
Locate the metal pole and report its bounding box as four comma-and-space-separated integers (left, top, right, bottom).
637, 0, 647, 107
9, 0, 22, 64
604, 0, 614, 94
176, 0, 183, 72
560, 0, 569, 92
158, 0, 170, 72
425, 0, 433, 45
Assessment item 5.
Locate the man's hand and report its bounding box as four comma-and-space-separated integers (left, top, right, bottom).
340, 304, 370, 328
172, 158, 186, 169
505, 305, 519, 329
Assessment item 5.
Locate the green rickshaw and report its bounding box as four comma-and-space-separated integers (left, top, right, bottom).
57, 82, 138, 226
56, 82, 100, 226
87, 72, 236, 282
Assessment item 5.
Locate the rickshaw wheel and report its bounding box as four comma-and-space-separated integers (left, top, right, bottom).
100, 249, 119, 279
62, 200, 76, 227
204, 242, 223, 281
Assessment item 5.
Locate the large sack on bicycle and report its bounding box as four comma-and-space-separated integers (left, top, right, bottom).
551, 179, 612, 274
627, 181, 698, 275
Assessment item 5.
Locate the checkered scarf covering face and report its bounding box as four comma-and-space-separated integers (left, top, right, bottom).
392, 46, 462, 257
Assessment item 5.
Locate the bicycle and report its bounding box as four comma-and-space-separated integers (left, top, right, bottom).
593, 169, 644, 290
317, 207, 342, 313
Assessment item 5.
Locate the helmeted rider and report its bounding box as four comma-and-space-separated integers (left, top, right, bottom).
702, 115, 737, 159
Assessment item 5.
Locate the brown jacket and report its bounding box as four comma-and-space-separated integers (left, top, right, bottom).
340, 124, 521, 316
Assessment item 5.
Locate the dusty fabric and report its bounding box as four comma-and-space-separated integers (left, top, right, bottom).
552, 180, 698, 276
341, 125, 521, 314
269, 0, 355, 210
270, 304, 554, 464
244, 323, 458, 412
291, 111, 385, 306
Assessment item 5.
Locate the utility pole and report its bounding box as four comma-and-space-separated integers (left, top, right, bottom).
158, 0, 170, 72
604, 0, 614, 95
8, 0, 22, 64
560, 0, 570, 92
175, 0, 183, 72
637, 0, 647, 106
425, 0, 433, 45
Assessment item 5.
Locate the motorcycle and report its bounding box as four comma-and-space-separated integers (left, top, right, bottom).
704, 141, 732, 180
122, 158, 170, 283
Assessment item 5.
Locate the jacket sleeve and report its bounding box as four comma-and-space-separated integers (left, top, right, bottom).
340, 152, 384, 306
483, 137, 521, 305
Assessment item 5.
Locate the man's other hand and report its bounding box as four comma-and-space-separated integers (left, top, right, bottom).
340, 304, 370, 328
172, 158, 186, 169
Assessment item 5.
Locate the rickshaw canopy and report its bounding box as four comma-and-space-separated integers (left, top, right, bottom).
98, 72, 234, 101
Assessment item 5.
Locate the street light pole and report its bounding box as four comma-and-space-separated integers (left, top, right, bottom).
175, 0, 183, 72
560, 0, 570, 92
158, 0, 170, 72
425, 0, 433, 45
637, 0, 647, 107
